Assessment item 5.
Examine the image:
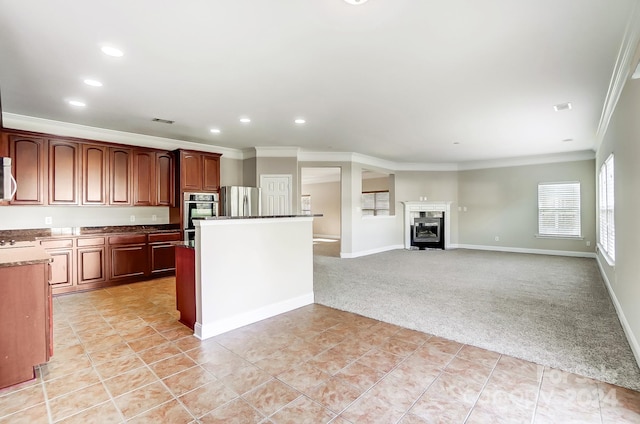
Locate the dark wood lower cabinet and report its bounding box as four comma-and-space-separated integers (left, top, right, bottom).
175, 245, 196, 330
42, 230, 181, 295
0, 262, 51, 389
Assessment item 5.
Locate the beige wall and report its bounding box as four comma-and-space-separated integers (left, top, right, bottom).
362, 176, 390, 192
220, 157, 243, 186
301, 181, 341, 238
596, 77, 640, 363
457, 160, 596, 253
242, 157, 257, 187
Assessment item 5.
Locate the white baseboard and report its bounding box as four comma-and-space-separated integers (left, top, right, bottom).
596, 255, 640, 369
455, 244, 596, 258
341, 244, 404, 258
194, 292, 315, 340
313, 234, 340, 240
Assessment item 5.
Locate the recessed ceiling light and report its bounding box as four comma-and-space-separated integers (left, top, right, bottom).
294, 118, 306, 124
344, 0, 369, 4
453, 142, 460, 145
101, 45, 124, 57
210, 128, 221, 134
68, 100, 86, 107
83, 79, 103, 87
553, 102, 572, 112
239, 117, 251, 123
562, 138, 574, 142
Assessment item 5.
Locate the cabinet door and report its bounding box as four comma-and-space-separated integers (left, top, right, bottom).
77, 247, 106, 284
202, 154, 221, 192
180, 151, 202, 192
47, 250, 74, 288
9, 135, 46, 204
150, 244, 177, 274
48, 139, 80, 205
110, 244, 148, 279
133, 150, 155, 206
82, 144, 108, 205
155, 152, 174, 206
109, 147, 132, 205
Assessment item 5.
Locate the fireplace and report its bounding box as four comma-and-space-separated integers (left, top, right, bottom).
401, 201, 451, 250
410, 212, 444, 249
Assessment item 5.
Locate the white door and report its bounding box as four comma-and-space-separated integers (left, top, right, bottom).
260, 175, 292, 215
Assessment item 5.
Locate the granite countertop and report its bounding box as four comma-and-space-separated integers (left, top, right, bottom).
0, 241, 52, 268
0, 224, 181, 242
196, 214, 323, 220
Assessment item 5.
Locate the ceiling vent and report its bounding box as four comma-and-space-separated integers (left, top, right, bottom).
152, 118, 175, 124
553, 102, 572, 112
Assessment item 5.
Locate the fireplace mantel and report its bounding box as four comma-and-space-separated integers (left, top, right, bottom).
401, 201, 452, 249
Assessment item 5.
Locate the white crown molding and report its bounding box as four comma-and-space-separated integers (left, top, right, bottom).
595, 1, 640, 148
254, 146, 300, 158
1, 113, 245, 160
456, 150, 595, 171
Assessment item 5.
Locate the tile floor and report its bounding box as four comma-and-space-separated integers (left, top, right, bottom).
1, 277, 639, 423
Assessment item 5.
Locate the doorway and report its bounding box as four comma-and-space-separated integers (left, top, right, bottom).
300, 167, 341, 257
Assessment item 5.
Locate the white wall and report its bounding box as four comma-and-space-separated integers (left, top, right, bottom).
0, 206, 169, 230
596, 76, 640, 364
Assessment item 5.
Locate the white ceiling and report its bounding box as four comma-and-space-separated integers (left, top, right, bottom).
0, 0, 637, 164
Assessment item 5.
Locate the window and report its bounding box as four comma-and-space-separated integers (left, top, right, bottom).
362, 191, 390, 216
538, 182, 581, 237
599, 154, 615, 261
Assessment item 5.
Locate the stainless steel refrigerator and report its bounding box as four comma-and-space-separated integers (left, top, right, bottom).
220, 186, 262, 217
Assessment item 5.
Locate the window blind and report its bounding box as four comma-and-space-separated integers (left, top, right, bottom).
538, 182, 581, 237
599, 155, 615, 260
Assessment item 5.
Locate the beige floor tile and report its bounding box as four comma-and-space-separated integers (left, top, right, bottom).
45, 367, 101, 399
93, 354, 146, 380
340, 393, 405, 424
270, 395, 335, 424
113, 381, 173, 420
242, 379, 301, 416
149, 353, 197, 379
0, 401, 50, 424
48, 382, 110, 422
304, 377, 361, 414
199, 398, 264, 424
179, 380, 238, 418
276, 362, 331, 393
0, 385, 45, 418
163, 365, 216, 397
127, 399, 193, 424
104, 366, 160, 398
56, 400, 123, 424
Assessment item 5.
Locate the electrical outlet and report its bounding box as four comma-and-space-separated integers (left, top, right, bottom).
45, 216, 52, 225
586, 240, 591, 247
494, 236, 500, 242
152, 214, 157, 222
130, 215, 135, 222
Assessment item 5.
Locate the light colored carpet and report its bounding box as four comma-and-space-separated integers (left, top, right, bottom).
313, 246, 640, 391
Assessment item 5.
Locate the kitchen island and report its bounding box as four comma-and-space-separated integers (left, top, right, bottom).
191, 216, 314, 340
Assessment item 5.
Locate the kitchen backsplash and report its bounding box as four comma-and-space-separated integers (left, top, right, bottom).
0, 206, 170, 230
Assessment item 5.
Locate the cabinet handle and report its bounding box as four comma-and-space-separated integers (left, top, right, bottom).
9, 174, 17, 200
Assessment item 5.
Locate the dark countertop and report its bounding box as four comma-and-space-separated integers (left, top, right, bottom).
0, 242, 52, 268
0, 224, 181, 242
195, 214, 322, 220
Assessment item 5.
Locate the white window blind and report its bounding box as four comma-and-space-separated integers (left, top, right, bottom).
599, 155, 615, 260
538, 182, 581, 237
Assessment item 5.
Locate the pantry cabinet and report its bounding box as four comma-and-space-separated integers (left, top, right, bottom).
82, 144, 108, 205
48, 139, 81, 205
8, 134, 47, 205
109, 147, 133, 206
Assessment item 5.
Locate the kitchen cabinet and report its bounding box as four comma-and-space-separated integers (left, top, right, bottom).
108, 234, 148, 280
0, 258, 51, 389
82, 144, 108, 205
155, 151, 174, 206
133, 149, 155, 206
8, 134, 47, 205
48, 139, 81, 205
175, 245, 195, 330
77, 237, 106, 285
149, 231, 181, 275
178, 149, 221, 193
40, 238, 74, 288
109, 147, 133, 205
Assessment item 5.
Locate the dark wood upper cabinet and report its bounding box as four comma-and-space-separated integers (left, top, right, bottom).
109, 147, 132, 206
178, 149, 221, 193
8, 134, 47, 205
133, 149, 155, 206
202, 154, 220, 192
155, 151, 174, 206
48, 139, 80, 205
180, 150, 202, 192
82, 144, 108, 205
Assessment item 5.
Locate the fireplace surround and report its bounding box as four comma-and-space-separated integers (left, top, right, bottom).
402, 201, 452, 250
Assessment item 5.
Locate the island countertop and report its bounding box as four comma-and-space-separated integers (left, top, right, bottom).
195, 214, 322, 220
0, 242, 53, 268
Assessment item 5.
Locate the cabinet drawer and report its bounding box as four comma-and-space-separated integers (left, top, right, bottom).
40, 239, 73, 249
108, 234, 147, 245
148, 232, 182, 243
77, 237, 105, 247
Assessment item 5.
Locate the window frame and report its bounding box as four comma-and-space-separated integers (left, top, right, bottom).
537, 181, 582, 239
598, 154, 615, 264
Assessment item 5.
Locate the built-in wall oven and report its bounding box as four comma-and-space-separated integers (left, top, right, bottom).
184, 193, 219, 245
